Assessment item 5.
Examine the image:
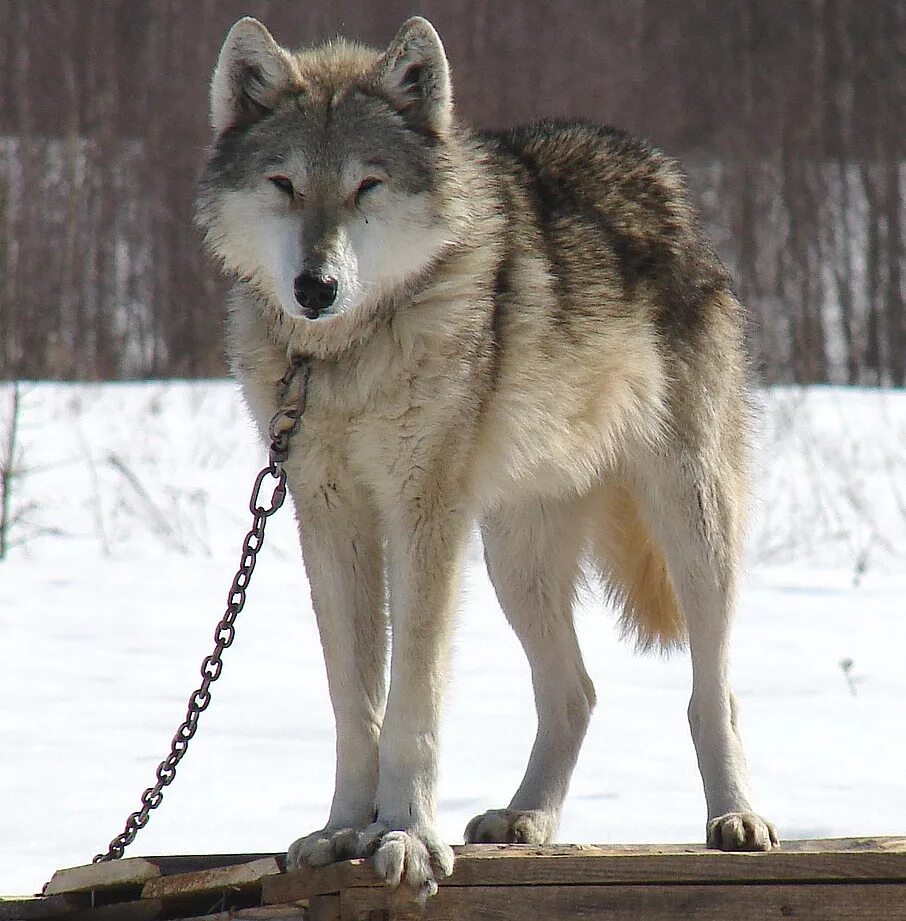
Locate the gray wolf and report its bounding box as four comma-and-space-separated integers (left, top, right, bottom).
197, 15, 778, 899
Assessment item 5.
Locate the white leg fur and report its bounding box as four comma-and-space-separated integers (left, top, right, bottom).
465, 496, 596, 845
636, 451, 778, 850
358, 483, 468, 900
285, 472, 388, 870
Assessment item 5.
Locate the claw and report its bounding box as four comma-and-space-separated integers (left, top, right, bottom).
707, 812, 779, 851
464, 808, 554, 845
289, 822, 452, 900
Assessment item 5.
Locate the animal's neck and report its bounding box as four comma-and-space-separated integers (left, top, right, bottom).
255, 285, 393, 364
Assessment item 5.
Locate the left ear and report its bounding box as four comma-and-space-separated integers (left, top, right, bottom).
369, 17, 452, 136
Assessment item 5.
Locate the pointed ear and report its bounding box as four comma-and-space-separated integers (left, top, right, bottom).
210, 17, 296, 135
370, 17, 452, 136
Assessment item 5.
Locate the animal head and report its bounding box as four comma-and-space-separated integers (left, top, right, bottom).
197, 17, 465, 325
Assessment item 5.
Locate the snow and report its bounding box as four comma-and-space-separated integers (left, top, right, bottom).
1, 381, 905, 895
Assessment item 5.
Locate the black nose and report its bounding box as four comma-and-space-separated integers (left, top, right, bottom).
294, 272, 338, 318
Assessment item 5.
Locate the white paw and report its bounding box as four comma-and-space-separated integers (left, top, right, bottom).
359, 822, 454, 902
707, 812, 779, 851
464, 808, 555, 844
286, 826, 363, 869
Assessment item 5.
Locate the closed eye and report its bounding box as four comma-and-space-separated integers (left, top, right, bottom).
269, 175, 294, 198
355, 177, 382, 206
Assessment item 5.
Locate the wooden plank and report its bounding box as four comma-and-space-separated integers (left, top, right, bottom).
140, 856, 281, 900
262, 837, 906, 900
0, 894, 84, 920
341, 882, 906, 921
231, 907, 309, 920
442, 849, 906, 888
174, 905, 308, 920
262, 867, 317, 906
0, 896, 163, 921
59, 898, 164, 921
309, 894, 342, 921
141, 854, 284, 876
43, 859, 162, 896
451, 836, 906, 857
43, 854, 285, 896
145, 851, 286, 876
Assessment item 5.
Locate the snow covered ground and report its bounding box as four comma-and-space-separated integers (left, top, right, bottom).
1, 381, 905, 894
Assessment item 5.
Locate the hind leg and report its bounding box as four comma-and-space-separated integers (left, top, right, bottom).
636, 448, 778, 850
465, 495, 596, 844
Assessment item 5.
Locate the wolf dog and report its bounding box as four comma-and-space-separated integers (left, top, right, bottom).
197, 15, 778, 898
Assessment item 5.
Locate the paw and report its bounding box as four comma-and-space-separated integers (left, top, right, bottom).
464, 808, 555, 844
359, 822, 454, 902
707, 812, 779, 851
286, 827, 363, 869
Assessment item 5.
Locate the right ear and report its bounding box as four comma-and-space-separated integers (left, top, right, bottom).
210, 17, 296, 135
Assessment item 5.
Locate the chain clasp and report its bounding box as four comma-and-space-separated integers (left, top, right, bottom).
268, 359, 311, 474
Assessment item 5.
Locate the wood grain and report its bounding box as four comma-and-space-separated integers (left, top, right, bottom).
0, 894, 83, 920
42, 853, 284, 896
342, 883, 906, 921
140, 856, 280, 899
310, 894, 342, 921
43, 859, 161, 896
176, 905, 309, 920
61, 898, 164, 921
28, 839, 906, 920
262, 837, 906, 901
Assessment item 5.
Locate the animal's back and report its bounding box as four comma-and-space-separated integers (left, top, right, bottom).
479, 120, 738, 358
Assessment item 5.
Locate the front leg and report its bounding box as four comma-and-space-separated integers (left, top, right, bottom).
285, 460, 388, 870
362, 469, 470, 899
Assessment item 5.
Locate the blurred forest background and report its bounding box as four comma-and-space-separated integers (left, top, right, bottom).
0, 0, 903, 384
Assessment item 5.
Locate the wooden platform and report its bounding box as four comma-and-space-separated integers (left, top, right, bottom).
5, 837, 906, 920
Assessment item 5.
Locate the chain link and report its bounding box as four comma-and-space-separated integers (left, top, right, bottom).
93, 359, 310, 863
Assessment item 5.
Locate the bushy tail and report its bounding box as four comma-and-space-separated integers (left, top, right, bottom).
590, 481, 686, 651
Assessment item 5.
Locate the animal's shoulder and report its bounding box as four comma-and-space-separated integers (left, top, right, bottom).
477, 119, 680, 194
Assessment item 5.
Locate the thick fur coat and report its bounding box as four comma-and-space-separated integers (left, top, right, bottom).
197, 16, 777, 899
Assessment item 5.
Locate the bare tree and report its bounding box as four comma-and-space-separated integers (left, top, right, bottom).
0, 0, 902, 385
0, 383, 20, 559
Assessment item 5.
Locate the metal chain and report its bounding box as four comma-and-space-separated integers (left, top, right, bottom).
93, 360, 310, 863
